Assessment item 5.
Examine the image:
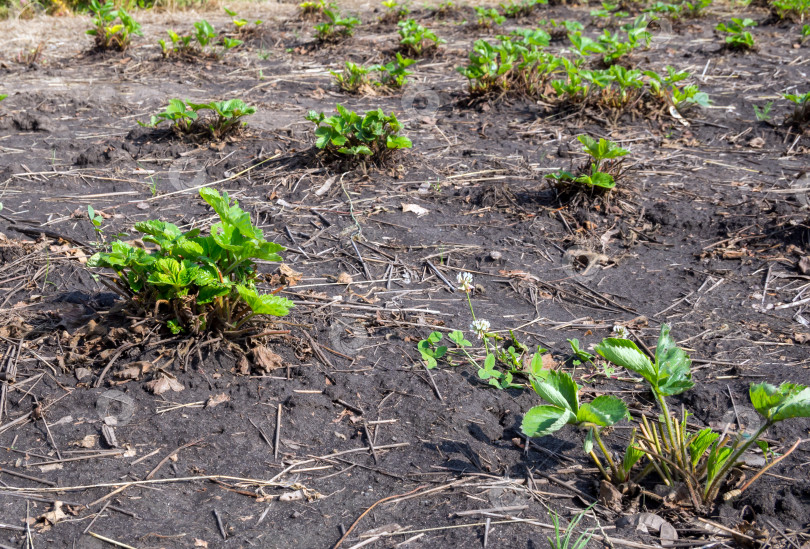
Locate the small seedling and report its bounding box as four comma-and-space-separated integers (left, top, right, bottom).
547, 505, 595, 549
0, 94, 7, 102
306, 104, 411, 161
398, 19, 445, 56
567, 338, 594, 366
88, 205, 104, 242
716, 18, 756, 50
417, 331, 448, 368
803, 24, 810, 42
753, 101, 773, 122
315, 9, 361, 42
86, 0, 142, 51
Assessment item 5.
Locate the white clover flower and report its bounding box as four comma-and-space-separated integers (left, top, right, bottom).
612, 324, 630, 339
471, 319, 491, 339
457, 271, 474, 292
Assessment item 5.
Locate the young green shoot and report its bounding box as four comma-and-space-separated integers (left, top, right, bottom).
753, 101, 773, 122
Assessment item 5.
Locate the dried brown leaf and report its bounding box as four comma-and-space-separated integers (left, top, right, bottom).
206, 393, 230, 408
252, 346, 284, 372
145, 376, 184, 394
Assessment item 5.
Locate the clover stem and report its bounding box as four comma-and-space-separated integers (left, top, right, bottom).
464, 290, 491, 355
464, 290, 476, 321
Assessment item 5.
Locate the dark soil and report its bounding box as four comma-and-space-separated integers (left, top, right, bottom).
0, 2, 809, 548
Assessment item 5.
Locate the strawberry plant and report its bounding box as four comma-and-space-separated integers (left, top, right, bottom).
546, 18, 583, 39
87, 188, 293, 336
139, 99, 256, 139
475, 7, 505, 27
500, 0, 545, 18
224, 7, 263, 32
376, 53, 417, 88
802, 24, 810, 42
398, 19, 445, 56
194, 19, 217, 47
594, 325, 810, 508
645, 67, 710, 112
645, 0, 710, 19
671, 83, 711, 110
332, 61, 375, 94
522, 370, 635, 482
568, 31, 606, 57
332, 55, 417, 93
716, 18, 756, 50
222, 37, 243, 50
159, 30, 193, 57
510, 28, 551, 47
548, 136, 628, 193
315, 9, 361, 42
86, 0, 142, 52
300, 0, 333, 19
139, 99, 198, 131
643, 1, 685, 18
306, 105, 412, 160
432, 0, 457, 17
601, 16, 652, 64
458, 38, 559, 97
771, 0, 810, 20
784, 91, 810, 126
381, 0, 410, 22
590, 1, 629, 18
160, 20, 241, 58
